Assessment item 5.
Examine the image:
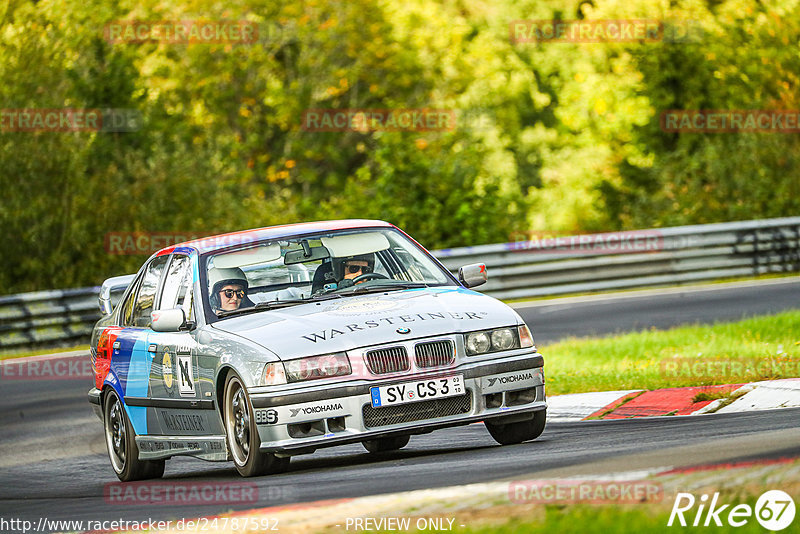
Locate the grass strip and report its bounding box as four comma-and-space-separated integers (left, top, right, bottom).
541, 310, 800, 395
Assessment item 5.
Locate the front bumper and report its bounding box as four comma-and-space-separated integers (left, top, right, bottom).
249, 351, 545, 454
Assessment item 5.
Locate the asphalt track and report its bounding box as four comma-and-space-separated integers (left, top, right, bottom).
1, 278, 799, 532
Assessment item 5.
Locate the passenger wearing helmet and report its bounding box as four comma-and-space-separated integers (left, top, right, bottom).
208, 267, 250, 314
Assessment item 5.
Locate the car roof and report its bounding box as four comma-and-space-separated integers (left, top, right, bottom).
155, 219, 396, 256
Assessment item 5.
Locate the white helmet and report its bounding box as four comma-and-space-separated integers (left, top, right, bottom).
208, 267, 249, 310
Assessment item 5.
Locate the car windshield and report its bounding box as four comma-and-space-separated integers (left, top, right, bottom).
203, 227, 455, 318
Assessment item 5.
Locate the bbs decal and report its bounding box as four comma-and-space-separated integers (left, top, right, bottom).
255, 409, 278, 425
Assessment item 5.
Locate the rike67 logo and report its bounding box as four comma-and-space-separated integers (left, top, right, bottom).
668, 490, 796, 530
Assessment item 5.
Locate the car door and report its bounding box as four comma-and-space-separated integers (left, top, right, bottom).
148, 253, 222, 438
112, 254, 170, 436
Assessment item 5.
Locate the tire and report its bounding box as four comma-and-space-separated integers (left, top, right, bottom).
485, 410, 546, 445
223, 374, 289, 477
362, 435, 410, 453
103, 389, 165, 482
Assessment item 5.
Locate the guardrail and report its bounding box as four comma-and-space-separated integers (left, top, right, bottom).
435, 216, 800, 300
2, 217, 799, 352
0, 287, 100, 351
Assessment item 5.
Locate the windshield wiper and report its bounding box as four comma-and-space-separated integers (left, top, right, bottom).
217, 293, 343, 317
254, 293, 346, 308
348, 282, 429, 295
253, 299, 308, 310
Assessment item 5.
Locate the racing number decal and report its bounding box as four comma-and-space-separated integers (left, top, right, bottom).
177, 355, 195, 397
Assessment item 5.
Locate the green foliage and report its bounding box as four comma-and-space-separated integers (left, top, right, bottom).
1, 0, 798, 293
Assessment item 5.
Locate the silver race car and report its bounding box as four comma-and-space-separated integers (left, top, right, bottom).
88, 220, 546, 480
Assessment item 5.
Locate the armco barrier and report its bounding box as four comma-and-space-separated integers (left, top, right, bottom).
435, 217, 800, 300
1, 217, 799, 352
0, 287, 100, 350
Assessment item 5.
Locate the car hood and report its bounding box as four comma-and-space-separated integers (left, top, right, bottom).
210, 287, 522, 359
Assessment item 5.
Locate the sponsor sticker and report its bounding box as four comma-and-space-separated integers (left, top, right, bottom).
162, 351, 174, 390
482, 368, 543, 394
301, 311, 487, 343
330, 298, 401, 315
159, 410, 207, 433
283, 400, 347, 421
255, 409, 279, 425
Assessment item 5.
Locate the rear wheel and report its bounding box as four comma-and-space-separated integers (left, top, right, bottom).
362, 435, 410, 453
485, 410, 546, 445
104, 389, 165, 481
224, 374, 289, 477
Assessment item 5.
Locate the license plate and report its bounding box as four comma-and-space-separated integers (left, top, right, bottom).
370, 375, 465, 407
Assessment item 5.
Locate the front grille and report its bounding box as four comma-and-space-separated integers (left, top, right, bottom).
414, 340, 455, 368
365, 346, 410, 375
362, 392, 472, 428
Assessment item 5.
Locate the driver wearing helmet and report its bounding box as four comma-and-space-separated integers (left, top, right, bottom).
208, 267, 249, 314
331, 253, 375, 290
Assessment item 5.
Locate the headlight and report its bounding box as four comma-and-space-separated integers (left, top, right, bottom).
283, 353, 351, 383
465, 327, 523, 355
465, 332, 491, 354
491, 328, 516, 350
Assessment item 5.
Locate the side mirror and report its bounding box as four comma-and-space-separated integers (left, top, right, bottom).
99, 274, 137, 315
151, 308, 189, 332
458, 263, 488, 288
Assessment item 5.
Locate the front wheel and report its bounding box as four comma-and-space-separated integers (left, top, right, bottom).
362, 435, 410, 453
224, 374, 289, 477
104, 389, 165, 482
485, 410, 546, 445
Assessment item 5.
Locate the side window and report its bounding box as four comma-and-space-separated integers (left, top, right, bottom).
131, 255, 169, 328
120, 276, 142, 327
158, 255, 191, 311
